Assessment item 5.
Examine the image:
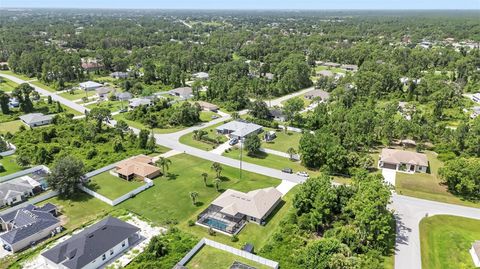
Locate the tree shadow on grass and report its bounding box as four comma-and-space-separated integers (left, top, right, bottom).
84, 182, 100, 192
262, 200, 286, 225
166, 173, 178, 180
219, 176, 230, 182
249, 151, 268, 160
194, 201, 204, 207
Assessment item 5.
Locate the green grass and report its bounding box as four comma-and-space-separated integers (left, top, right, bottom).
59, 89, 96, 101
0, 70, 33, 81
86, 100, 125, 112
199, 111, 219, 122
186, 245, 271, 269
30, 80, 56, 92
261, 129, 301, 153
180, 185, 298, 250
37, 192, 112, 230
315, 65, 346, 74
0, 120, 23, 134
396, 151, 480, 208
420, 215, 480, 269
86, 171, 144, 200
117, 154, 280, 226
223, 147, 321, 177
0, 155, 24, 177
0, 76, 19, 92
178, 122, 228, 151
113, 113, 185, 134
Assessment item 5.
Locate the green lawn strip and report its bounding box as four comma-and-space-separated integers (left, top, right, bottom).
0, 70, 33, 81
29, 80, 56, 92
178, 121, 228, 151
261, 128, 301, 153
86, 171, 144, 200
199, 111, 218, 122
420, 215, 480, 269
314, 65, 346, 74
117, 154, 280, 226
112, 113, 186, 134
186, 245, 271, 269
0, 76, 19, 91
0, 120, 23, 134
382, 254, 395, 269
223, 147, 321, 177
395, 151, 480, 208
59, 89, 96, 101
0, 154, 25, 177
86, 100, 125, 113
180, 185, 298, 250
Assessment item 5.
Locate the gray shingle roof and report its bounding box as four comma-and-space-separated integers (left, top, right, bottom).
18, 113, 54, 125
216, 120, 263, 138
0, 204, 59, 245
42, 216, 139, 269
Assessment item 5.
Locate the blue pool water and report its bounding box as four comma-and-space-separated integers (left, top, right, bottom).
204, 218, 228, 231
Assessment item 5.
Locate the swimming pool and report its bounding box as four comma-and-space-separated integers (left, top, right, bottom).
204, 218, 228, 231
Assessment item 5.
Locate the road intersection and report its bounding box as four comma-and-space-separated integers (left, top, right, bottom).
2, 73, 479, 269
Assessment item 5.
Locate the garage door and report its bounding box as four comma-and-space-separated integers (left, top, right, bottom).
382, 162, 397, 170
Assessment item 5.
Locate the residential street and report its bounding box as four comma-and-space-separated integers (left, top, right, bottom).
3, 73, 480, 269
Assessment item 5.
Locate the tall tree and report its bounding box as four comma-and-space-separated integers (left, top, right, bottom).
46, 155, 85, 198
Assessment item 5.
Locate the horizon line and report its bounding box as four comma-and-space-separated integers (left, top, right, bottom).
1, 7, 479, 11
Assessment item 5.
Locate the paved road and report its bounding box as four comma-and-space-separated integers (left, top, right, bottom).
391, 194, 480, 269
5, 73, 480, 269
0, 73, 88, 114
267, 86, 315, 107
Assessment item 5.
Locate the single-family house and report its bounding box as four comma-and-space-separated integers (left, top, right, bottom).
471, 107, 480, 119
216, 120, 263, 139
79, 81, 103, 91
81, 62, 103, 72
197, 187, 282, 235
378, 149, 428, 173
116, 92, 133, 101
19, 113, 54, 127
128, 98, 152, 109
169, 87, 193, 99
0, 203, 60, 253
95, 87, 115, 99
341, 64, 358, 72
473, 93, 480, 103
316, 70, 334, 78
0, 176, 44, 207
470, 241, 480, 267
323, 62, 341, 68
264, 130, 277, 142
192, 72, 209, 80
196, 101, 218, 112
42, 216, 140, 269
304, 90, 330, 102
268, 108, 286, 122
110, 72, 129, 79
114, 155, 161, 180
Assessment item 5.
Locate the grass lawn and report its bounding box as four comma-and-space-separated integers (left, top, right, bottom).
59, 89, 96, 101
315, 65, 346, 74
86, 100, 125, 113
30, 80, 56, 92
86, 171, 144, 200
261, 128, 301, 153
117, 154, 280, 226
0, 155, 24, 177
223, 147, 321, 178
396, 151, 480, 208
0, 76, 19, 92
199, 111, 219, 122
178, 122, 228, 151
0, 120, 23, 134
420, 215, 480, 269
186, 245, 271, 269
0, 70, 33, 81
113, 113, 185, 134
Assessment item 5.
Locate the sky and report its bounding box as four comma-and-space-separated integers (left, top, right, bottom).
2, 0, 479, 10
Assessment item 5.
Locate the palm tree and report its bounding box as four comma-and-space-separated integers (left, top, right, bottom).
155, 157, 172, 176
287, 147, 297, 160
214, 178, 221, 192
189, 191, 199, 205
211, 162, 223, 179
201, 173, 208, 187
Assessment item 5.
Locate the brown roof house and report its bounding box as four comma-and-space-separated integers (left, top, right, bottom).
196, 101, 218, 112
378, 149, 428, 173
304, 90, 330, 102
196, 187, 282, 235
114, 155, 161, 181
470, 240, 480, 267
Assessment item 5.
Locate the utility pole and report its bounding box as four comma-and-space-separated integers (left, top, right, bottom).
239, 137, 243, 180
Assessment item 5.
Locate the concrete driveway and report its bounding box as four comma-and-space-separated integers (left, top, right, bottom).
382, 168, 397, 186
276, 180, 298, 196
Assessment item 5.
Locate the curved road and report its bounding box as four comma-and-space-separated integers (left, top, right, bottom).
3, 73, 480, 269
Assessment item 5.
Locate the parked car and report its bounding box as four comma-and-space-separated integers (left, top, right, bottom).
296, 171, 309, 177
282, 168, 293, 174
119, 108, 128, 113
229, 138, 239, 146
211, 115, 219, 119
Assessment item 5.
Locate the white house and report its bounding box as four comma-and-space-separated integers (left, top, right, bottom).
192, 72, 209, 80
378, 149, 428, 173
0, 176, 44, 207
216, 120, 263, 139
110, 72, 129, 79
42, 216, 140, 269
19, 113, 54, 127
79, 81, 103, 91
0, 204, 60, 253
473, 93, 480, 103
128, 98, 152, 109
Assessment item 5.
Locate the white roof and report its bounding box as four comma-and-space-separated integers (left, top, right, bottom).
212, 187, 282, 219
193, 72, 209, 79
473, 93, 480, 100
216, 120, 263, 137
79, 81, 102, 89
380, 149, 428, 167
19, 113, 54, 125
129, 98, 151, 107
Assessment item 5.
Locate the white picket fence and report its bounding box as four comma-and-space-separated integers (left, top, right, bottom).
175, 238, 279, 269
